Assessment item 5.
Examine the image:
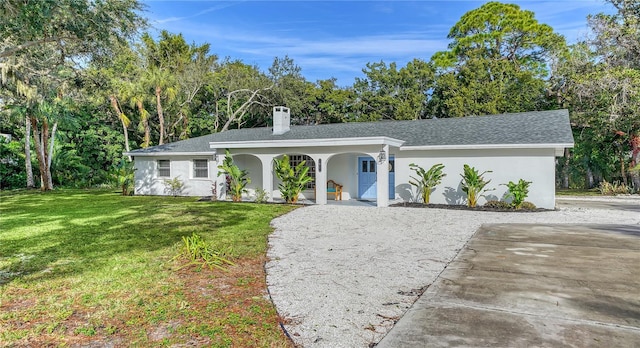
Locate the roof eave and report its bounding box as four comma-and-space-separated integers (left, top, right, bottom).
401, 143, 575, 156
123, 151, 217, 157
209, 136, 405, 149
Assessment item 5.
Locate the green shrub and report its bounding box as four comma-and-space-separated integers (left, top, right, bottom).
409, 163, 446, 204
253, 188, 269, 203
504, 179, 532, 209
163, 177, 185, 197
460, 164, 493, 208
217, 150, 251, 202
273, 154, 312, 203
598, 180, 631, 195
484, 200, 511, 209
178, 233, 234, 271
110, 157, 136, 196
519, 201, 537, 210
0, 138, 26, 190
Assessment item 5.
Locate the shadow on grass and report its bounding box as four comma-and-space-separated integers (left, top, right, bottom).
0, 189, 293, 286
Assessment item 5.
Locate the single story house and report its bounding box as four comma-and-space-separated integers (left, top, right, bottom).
125, 107, 574, 209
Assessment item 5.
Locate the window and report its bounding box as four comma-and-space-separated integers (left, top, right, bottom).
194, 159, 208, 178
288, 155, 315, 189
158, 160, 170, 177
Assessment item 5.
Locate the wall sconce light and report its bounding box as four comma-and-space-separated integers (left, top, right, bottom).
318, 158, 322, 173
377, 148, 387, 163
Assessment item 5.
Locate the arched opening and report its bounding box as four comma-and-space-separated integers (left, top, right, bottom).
230, 154, 262, 199
272, 154, 316, 202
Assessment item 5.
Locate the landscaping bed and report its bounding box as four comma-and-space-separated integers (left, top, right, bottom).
390, 201, 550, 212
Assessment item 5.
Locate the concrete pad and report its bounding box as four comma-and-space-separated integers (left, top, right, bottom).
376, 224, 640, 347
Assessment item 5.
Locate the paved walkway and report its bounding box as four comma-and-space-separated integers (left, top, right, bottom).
376, 223, 640, 347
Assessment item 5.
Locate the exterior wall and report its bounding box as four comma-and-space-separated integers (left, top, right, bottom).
133, 156, 215, 196
326, 153, 359, 200
133, 146, 559, 208
394, 148, 557, 209
233, 154, 262, 199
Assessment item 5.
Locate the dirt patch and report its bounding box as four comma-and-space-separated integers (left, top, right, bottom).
4, 257, 293, 348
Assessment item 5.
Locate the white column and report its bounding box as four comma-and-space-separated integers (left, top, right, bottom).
376, 145, 389, 207
216, 152, 227, 200
315, 155, 328, 205
258, 155, 274, 202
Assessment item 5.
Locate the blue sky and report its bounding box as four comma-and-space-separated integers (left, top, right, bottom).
142, 1, 614, 86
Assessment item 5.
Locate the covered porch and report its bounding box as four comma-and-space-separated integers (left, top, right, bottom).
212, 137, 403, 208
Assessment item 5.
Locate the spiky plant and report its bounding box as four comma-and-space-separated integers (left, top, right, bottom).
460, 164, 493, 208
409, 163, 446, 204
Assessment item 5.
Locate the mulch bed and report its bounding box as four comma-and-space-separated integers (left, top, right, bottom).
390, 202, 551, 212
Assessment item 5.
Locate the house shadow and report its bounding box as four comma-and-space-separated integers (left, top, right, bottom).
443, 184, 465, 205
396, 183, 418, 202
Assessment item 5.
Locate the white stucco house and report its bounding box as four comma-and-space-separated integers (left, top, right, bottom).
125, 107, 574, 209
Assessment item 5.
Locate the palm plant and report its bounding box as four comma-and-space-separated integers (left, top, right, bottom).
217, 150, 251, 202
273, 155, 312, 203
460, 164, 493, 208
409, 163, 446, 204
111, 157, 136, 196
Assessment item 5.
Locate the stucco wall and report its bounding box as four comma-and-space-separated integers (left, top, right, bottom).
133, 156, 215, 196
134, 146, 559, 208
394, 148, 557, 209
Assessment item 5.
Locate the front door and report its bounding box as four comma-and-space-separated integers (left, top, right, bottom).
358, 156, 395, 199
358, 157, 377, 199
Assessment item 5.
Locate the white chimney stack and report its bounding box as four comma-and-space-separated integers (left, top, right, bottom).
272, 106, 290, 135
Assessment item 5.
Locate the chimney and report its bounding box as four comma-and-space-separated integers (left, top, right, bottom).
272, 106, 290, 135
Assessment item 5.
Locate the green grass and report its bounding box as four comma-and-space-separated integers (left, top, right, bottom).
0, 189, 296, 346
556, 189, 602, 196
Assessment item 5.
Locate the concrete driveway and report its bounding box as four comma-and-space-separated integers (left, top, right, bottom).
556, 196, 640, 212
376, 223, 640, 347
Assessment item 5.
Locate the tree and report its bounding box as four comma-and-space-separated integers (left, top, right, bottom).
352, 59, 434, 121
0, 0, 143, 59
550, 0, 640, 188
268, 55, 312, 124
138, 31, 217, 143
207, 60, 273, 132
429, 2, 565, 117
1, 0, 145, 190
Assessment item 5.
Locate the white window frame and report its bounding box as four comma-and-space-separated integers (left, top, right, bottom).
157, 160, 171, 177
288, 155, 315, 189
193, 159, 209, 179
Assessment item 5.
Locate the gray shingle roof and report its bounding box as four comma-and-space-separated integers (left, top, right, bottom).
127, 109, 573, 154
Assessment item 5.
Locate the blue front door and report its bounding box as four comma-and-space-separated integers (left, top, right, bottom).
358, 157, 377, 199
358, 156, 395, 199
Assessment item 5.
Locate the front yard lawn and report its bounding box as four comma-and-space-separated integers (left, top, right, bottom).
0, 189, 296, 347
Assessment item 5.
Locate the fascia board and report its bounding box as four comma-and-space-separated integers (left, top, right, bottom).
400, 143, 575, 152
123, 151, 217, 157
209, 137, 405, 149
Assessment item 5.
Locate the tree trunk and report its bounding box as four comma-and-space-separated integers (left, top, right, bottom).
630, 133, 640, 189
46, 122, 57, 189
156, 85, 165, 145
561, 148, 570, 189
586, 166, 594, 189
109, 95, 130, 153
30, 117, 52, 191
24, 116, 35, 188
135, 100, 150, 148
